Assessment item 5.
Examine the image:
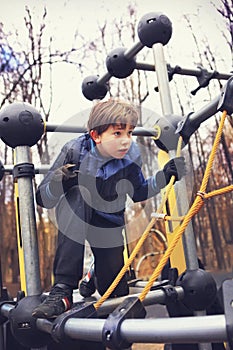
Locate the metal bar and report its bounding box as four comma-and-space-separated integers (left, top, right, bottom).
61, 314, 227, 344
124, 41, 144, 59
35, 286, 184, 331
1, 297, 227, 345
152, 42, 212, 350
1, 303, 14, 317
96, 286, 184, 316
152, 43, 173, 116
15, 146, 41, 295
152, 42, 199, 270
135, 62, 232, 80
45, 124, 159, 137
45, 124, 87, 133
0, 286, 183, 320
188, 95, 220, 126
96, 71, 112, 86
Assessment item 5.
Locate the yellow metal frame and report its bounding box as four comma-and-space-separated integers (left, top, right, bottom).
158, 150, 186, 274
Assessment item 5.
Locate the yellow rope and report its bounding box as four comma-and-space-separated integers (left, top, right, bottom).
204, 185, 233, 199
94, 216, 157, 309
94, 110, 228, 308
138, 110, 227, 302
94, 136, 183, 310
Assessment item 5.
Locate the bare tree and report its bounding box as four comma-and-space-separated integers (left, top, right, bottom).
0, 5, 94, 292
213, 0, 233, 58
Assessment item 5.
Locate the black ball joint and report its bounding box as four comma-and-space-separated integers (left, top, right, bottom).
81, 75, 108, 101
176, 268, 217, 311
137, 12, 172, 48
106, 47, 136, 79
0, 102, 44, 148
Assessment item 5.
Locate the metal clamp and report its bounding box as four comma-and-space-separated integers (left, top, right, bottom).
102, 296, 146, 349
191, 66, 218, 95
12, 162, 35, 179
197, 191, 207, 201
51, 302, 97, 343
218, 75, 233, 114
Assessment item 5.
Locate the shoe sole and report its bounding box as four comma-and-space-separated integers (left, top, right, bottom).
32, 310, 60, 319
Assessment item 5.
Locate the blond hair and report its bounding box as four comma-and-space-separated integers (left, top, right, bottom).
87, 99, 138, 134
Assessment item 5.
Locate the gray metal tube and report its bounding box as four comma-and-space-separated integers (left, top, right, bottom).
62, 315, 227, 344
152, 42, 212, 350
45, 124, 159, 137
96, 286, 184, 316
35, 287, 184, 333
152, 43, 199, 270
152, 43, 173, 116
120, 315, 227, 344
188, 95, 220, 126
124, 41, 144, 59
135, 62, 231, 80
2, 299, 227, 345
1, 303, 227, 346
96, 71, 112, 86
15, 146, 41, 295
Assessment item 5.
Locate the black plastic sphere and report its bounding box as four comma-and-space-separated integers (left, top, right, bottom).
81, 75, 108, 101
0, 102, 44, 148
153, 114, 183, 152
106, 47, 136, 79
137, 12, 172, 47
176, 269, 217, 311
9, 295, 51, 348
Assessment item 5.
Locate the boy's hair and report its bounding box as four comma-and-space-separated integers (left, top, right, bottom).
87, 99, 139, 134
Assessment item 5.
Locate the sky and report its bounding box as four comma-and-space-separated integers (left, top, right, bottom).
0, 0, 231, 151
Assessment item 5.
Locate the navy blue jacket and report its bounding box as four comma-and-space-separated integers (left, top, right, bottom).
36, 133, 160, 226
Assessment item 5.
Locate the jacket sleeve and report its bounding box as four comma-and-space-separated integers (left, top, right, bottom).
126, 143, 161, 202
36, 141, 76, 209
129, 165, 161, 202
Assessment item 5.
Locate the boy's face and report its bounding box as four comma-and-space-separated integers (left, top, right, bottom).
90, 123, 134, 159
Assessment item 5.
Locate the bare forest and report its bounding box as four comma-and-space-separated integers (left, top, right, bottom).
0, 0, 232, 299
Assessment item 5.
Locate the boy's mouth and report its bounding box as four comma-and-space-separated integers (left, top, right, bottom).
118, 148, 128, 154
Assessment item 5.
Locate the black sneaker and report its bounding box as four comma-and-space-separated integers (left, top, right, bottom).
32, 283, 73, 319
79, 265, 96, 298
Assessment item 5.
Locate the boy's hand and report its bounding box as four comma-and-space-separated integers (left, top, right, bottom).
48, 164, 79, 197
52, 164, 79, 182
156, 156, 186, 189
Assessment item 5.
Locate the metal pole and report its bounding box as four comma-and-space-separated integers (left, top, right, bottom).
45, 124, 159, 137
1, 294, 227, 346
15, 146, 41, 296
135, 62, 231, 80
96, 286, 184, 316
152, 42, 199, 270
124, 41, 144, 59
152, 42, 211, 350
188, 95, 220, 125
61, 314, 227, 344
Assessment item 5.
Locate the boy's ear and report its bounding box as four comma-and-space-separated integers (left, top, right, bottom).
90, 130, 101, 144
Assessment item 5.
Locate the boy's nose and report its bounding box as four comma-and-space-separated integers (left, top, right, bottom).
121, 138, 129, 145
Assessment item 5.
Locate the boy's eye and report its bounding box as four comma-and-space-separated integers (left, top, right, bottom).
114, 131, 121, 136
128, 130, 133, 135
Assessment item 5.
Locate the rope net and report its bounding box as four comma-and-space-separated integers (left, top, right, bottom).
94, 110, 232, 309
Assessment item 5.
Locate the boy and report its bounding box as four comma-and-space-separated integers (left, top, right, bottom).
32, 99, 185, 319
